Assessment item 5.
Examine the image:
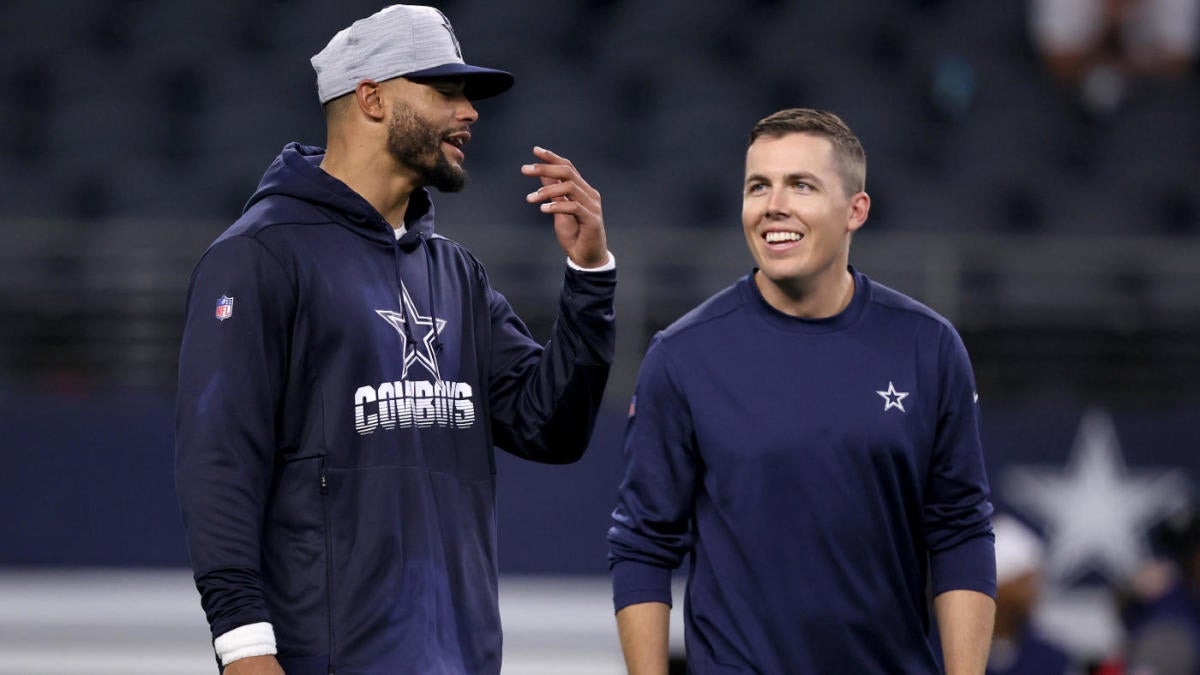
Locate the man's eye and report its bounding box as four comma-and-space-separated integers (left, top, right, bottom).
432, 84, 462, 97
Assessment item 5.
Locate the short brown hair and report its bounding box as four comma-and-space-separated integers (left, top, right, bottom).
748, 108, 866, 196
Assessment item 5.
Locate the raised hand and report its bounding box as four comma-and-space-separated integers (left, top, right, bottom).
522, 146, 609, 268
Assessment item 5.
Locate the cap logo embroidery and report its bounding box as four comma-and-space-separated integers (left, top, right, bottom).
434, 9, 463, 59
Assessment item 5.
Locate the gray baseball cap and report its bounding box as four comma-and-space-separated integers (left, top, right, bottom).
311, 4, 514, 104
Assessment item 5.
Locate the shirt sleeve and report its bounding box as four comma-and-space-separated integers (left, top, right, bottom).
607, 335, 699, 612
566, 250, 615, 272
925, 326, 996, 599
175, 234, 295, 641
486, 264, 616, 463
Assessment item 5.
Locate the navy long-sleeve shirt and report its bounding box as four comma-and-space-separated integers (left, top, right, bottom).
176, 143, 615, 675
608, 268, 994, 673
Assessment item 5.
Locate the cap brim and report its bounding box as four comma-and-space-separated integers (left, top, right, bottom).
405, 63, 514, 100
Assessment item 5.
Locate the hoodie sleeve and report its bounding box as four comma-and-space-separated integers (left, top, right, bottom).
925, 326, 996, 599
175, 234, 295, 643
486, 265, 616, 464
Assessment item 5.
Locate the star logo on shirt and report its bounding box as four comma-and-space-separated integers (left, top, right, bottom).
376, 283, 447, 381
876, 381, 909, 413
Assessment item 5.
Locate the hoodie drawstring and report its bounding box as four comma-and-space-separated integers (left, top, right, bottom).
393, 233, 443, 355
392, 241, 419, 349
417, 233, 443, 353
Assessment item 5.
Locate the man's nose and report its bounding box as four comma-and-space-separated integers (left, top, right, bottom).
457, 98, 478, 123
765, 189, 788, 216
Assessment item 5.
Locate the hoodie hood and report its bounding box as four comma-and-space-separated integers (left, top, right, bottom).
245, 142, 436, 248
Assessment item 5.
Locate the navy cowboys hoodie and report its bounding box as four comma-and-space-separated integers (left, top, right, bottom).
175, 143, 616, 675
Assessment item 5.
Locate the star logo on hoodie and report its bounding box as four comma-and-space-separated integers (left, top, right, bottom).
377, 283, 447, 381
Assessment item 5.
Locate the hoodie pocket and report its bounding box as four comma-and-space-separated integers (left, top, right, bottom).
260, 455, 332, 661
321, 463, 499, 673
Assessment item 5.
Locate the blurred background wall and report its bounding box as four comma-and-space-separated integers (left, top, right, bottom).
1, 0, 1198, 673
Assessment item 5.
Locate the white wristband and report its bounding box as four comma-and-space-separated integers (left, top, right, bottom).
567, 251, 615, 272
214, 622, 277, 665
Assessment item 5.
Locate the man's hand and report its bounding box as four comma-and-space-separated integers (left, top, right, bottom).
223, 655, 285, 674
522, 146, 609, 268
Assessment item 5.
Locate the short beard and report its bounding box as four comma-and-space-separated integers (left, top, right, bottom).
386, 102, 466, 193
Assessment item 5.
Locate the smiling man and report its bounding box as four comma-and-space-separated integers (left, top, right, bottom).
607, 108, 995, 674
175, 5, 615, 675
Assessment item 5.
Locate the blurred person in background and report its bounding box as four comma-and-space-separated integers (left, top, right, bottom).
1029, 0, 1199, 114
1114, 503, 1200, 674
175, 5, 615, 675
987, 514, 1078, 675
606, 108, 995, 674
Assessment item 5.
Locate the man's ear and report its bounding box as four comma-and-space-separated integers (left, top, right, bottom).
847, 191, 870, 233
355, 80, 385, 121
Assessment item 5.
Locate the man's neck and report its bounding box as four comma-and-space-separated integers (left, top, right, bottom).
756, 266, 855, 319
320, 145, 416, 230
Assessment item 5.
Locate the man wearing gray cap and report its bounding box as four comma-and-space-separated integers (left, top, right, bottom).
175, 5, 616, 674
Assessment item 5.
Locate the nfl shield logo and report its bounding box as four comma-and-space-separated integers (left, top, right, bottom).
215, 295, 234, 321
